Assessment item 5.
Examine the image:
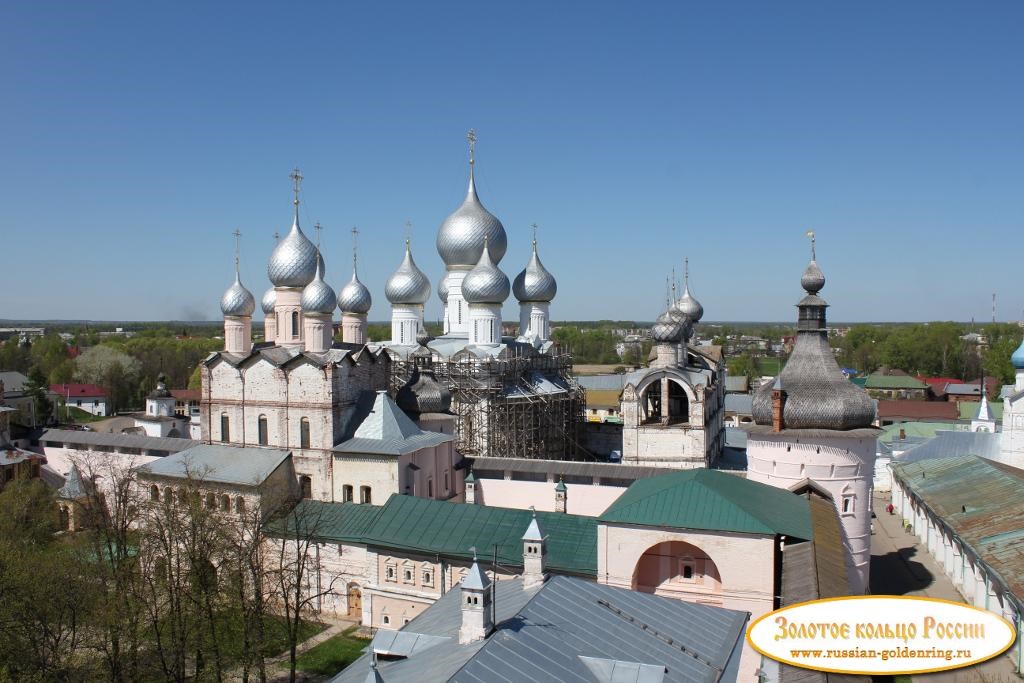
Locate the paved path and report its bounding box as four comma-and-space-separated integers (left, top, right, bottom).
871, 492, 1020, 682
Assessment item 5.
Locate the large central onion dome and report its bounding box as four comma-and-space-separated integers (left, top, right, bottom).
268, 207, 321, 288
437, 167, 507, 269
513, 239, 557, 303
221, 273, 256, 317
261, 287, 277, 315
338, 271, 372, 314
462, 238, 510, 304
301, 258, 337, 314
386, 240, 431, 305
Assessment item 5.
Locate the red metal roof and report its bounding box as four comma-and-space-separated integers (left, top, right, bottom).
170, 389, 200, 401
876, 400, 960, 420
50, 383, 106, 398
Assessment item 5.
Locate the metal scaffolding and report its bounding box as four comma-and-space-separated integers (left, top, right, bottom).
388, 343, 586, 460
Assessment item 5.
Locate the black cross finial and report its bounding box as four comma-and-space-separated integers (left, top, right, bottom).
290, 167, 303, 205
467, 129, 477, 166
232, 229, 242, 273
531, 222, 538, 245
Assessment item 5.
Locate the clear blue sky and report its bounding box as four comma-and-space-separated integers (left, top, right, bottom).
2, 1, 1022, 323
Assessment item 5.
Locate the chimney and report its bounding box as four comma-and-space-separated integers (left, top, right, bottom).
554, 477, 567, 513
521, 508, 547, 589
459, 552, 493, 644
899, 427, 906, 441
464, 469, 476, 505
771, 376, 786, 432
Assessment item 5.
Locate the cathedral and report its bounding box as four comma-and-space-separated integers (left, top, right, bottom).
367, 132, 584, 460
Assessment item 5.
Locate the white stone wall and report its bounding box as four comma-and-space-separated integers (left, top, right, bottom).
746, 433, 876, 593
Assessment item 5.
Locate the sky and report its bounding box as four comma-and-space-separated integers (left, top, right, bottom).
1, 1, 1022, 323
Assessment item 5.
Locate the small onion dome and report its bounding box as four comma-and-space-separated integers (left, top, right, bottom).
301, 260, 337, 314
675, 284, 703, 323
437, 272, 450, 304
261, 287, 277, 315
148, 373, 172, 399
416, 325, 433, 347
513, 240, 557, 303
338, 272, 372, 314
437, 169, 508, 268
651, 310, 680, 343
268, 212, 320, 287
462, 238, 510, 304
221, 273, 256, 317
396, 365, 452, 416
385, 240, 431, 305
801, 259, 826, 294
1012, 338, 1024, 370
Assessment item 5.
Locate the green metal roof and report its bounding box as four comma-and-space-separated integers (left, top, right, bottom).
878, 421, 960, 444
599, 468, 813, 540
265, 500, 382, 542
849, 377, 867, 388
957, 400, 1003, 421
360, 495, 598, 576
864, 375, 929, 390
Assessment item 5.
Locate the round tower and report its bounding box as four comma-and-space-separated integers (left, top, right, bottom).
746, 234, 878, 593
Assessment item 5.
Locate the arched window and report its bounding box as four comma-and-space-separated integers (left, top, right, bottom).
342, 485, 353, 503
360, 485, 372, 505
291, 311, 299, 339
206, 492, 216, 510
151, 485, 160, 502
235, 496, 245, 514
164, 487, 173, 504
258, 415, 268, 446
300, 418, 310, 449
300, 475, 312, 499
220, 494, 231, 512
220, 413, 230, 442
58, 506, 70, 530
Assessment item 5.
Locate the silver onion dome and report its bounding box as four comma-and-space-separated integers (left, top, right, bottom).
261, 287, 277, 315
437, 168, 508, 268
801, 260, 826, 294
221, 274, 256, 317
437, 273, 450, 304
385, 240, 431, 305
338, 272, 372, 314
462, 238, 510, 304
651, 320, 679, 343
268, 210, 320, 288
513, 240, 557, 303
675, 284, 703, 323
301, 260, 336, 314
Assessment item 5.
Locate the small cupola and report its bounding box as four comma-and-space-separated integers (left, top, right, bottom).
459, 551, 493, 644
521, 508, 547, 589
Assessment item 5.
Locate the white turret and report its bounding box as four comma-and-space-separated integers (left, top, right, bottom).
521, 508, 547, 589
458, 552, 493, 644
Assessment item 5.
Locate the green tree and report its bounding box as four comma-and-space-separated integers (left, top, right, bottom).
22, 367, 53, 427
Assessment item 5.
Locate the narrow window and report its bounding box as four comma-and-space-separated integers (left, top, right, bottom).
258, 415, 268, 446
206, 492, 216, 510
427, 478, 433, 498
300, 417, 310, 449
342, 485, 353, 503
291, 311, 299, 339
382, 615, 391, 625
151, 485, 160, 502
220, 413, 230, 442
403, 568, 413, 583
300, 475, 312, 499
360, 485, 372, 505
443, 470, 449, 493
220, 494, 230, 512
235, 496, 245, 514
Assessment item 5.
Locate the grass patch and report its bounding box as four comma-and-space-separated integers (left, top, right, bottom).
295, 626, 369, 676
62, 406, 108, 423
758, 357, 782, 376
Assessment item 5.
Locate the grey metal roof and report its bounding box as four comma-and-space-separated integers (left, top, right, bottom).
137, 444, 291, 486
897, 430, 1001, 464
333, 391, 452, 456
461, 239, 510, 304
944, 383, 982, 396
0, 371, 28, 394
574, 374, 627, 391
579, 656, 666, 683
40, 428, 195, 452
334, 576, 747, 683
723, 394, 752, 415
58, 464, 90, 499
724, 376, 749, 393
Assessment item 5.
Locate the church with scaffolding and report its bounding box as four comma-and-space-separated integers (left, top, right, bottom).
354, 132, 585, 460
